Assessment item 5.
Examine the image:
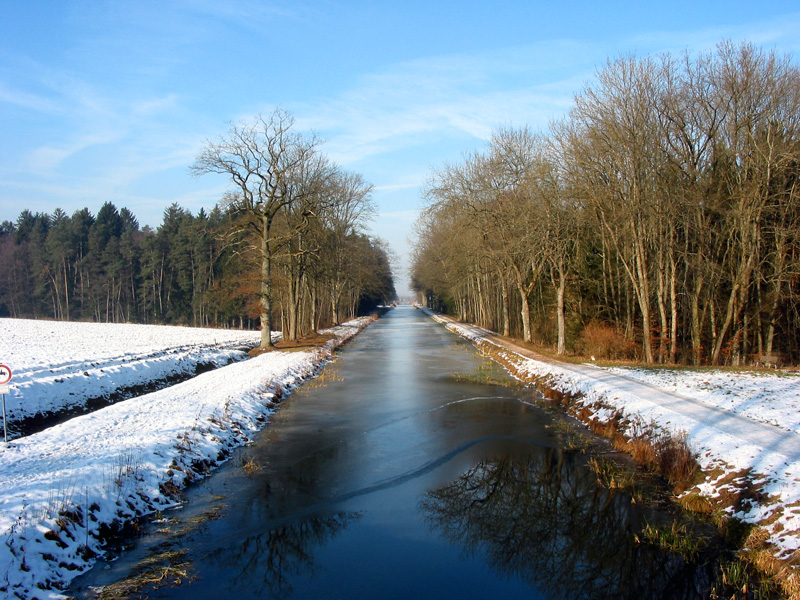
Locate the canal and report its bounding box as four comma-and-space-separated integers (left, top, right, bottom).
72, 305, 713, 599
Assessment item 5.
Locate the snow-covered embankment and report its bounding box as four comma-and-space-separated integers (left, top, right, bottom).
0, 317, 372, 599
422, 308, 800, 571
0, 319, 270, 431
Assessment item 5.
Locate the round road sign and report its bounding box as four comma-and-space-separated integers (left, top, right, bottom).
0, 365, 11, 385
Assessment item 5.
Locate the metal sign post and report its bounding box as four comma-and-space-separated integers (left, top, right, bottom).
0, 365, 12, 443
1, 390, 6, 443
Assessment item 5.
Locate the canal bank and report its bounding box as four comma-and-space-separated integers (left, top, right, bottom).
73, 305, 728, 599
424, 307, 800, 599
0, 317, 375, 600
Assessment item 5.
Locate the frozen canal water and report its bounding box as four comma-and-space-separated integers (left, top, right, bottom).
72, 306, 714, 599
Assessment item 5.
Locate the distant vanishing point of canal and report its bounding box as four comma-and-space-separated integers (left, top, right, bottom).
73, 305, 715, 599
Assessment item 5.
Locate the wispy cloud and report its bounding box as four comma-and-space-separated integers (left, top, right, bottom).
0, 83, 60, 113
373, 182, 420, 192
20, 89, 190, 174
178, 0, 300, 23
375, 209, 420, 222
289, 39, 601, 168
1, 64, 206, 223
284, 10, 800, 291
624, 11, 800, 56
293, 12, 800, 174
25, 131, 123, 172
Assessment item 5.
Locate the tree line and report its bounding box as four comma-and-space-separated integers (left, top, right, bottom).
411, 42, 800, 366
0, 112, 395, 339
191, 109, 396, 347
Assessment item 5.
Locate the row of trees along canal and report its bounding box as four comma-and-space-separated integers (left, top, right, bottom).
411, 42, 800, 366
0, 109, 395, 346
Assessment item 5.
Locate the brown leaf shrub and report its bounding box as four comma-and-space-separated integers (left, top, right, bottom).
577, 322, 636, 360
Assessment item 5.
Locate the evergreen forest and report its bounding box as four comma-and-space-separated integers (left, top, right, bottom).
0, 199, 395, 334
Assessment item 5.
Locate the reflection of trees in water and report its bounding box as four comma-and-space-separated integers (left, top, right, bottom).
205, 511, 361, 599
420, 450, 711, 600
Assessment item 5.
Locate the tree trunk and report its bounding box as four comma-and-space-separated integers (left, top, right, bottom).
260, 217, 274, 348
555, 266, 567, 355
712, 256, 756, 365
517, 283, 532, 343
669, 246, 678, 364
499, 274, 510, 337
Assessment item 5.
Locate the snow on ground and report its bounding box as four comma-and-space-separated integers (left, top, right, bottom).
0, 317, 371, 599
423, 309, 800, 562
0, 319, 269, 429
597, 365, 800, 435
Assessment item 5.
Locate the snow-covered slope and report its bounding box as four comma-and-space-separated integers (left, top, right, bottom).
0, 317, 371, 599
0, 319, 265, 429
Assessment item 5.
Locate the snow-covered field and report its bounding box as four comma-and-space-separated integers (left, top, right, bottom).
0, 319, 269, 429
428, 310, 800, 565
0, 317, 371, 599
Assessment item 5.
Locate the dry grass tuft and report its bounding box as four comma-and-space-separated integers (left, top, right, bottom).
96, 550, 195, 599
678, 491, 714, 514
636, 520, 707, 561
738, 528, 800, 600
654, 430, 700, 491
305, 369, 344, 390
239, 454, 262, 476
587, 456, 636, 490
601, 418, 700, 492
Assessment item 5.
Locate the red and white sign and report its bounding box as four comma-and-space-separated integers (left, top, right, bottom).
0, 365, 11, 385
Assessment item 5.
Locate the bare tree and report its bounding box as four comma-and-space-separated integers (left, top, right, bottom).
566, 55, 666, 362
316, 170, 375, 325
412, 42, 800, 365
191, 109, 325, 348
708, 42, 800, 364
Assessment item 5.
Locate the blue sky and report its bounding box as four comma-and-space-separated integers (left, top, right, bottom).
2, 1, 800, 296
